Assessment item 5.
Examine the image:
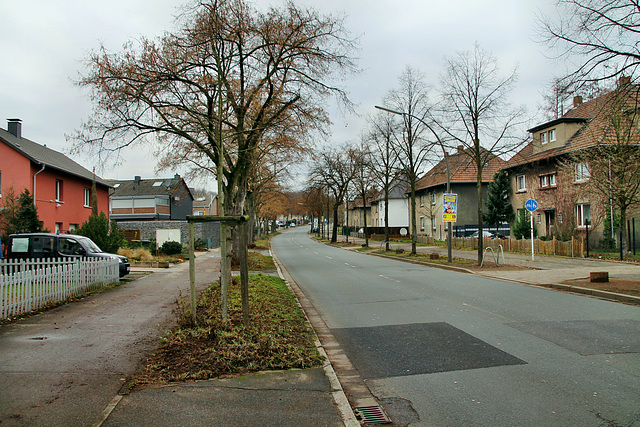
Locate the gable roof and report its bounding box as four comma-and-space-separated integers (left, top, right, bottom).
107, 176, 194, 200
415, 146, 505, 191
503, 83, 640, 170
0, 127, 110, 187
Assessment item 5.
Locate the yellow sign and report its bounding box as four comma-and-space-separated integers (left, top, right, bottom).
443, 193, 457, 222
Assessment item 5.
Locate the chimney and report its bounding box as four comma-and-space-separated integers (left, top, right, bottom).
134, 176, 141, 184
174, 173, 180, 179
619, 76, 631, 87
573, 96, 583, 108
457, 145, 464, 153
7, 118, 22, 139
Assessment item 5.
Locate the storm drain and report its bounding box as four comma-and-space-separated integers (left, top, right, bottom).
354, 405, 391, 424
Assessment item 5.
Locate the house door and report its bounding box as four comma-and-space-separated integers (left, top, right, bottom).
544, 210, 555, 236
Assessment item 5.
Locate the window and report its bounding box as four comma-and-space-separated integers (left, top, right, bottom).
576, 203, 591, 227
152, 181, 163, 187
432, 216, 437, 231
55, 222, 62, 233
431, 192, 436, 205
84, 188, 91, 207
540, 132, 547, 144
420, 216, 425, 230
55, 180, 63, 202
539, 173, 556, 188
59, 237, 84, 256
516, 174, 526, 191
575, 162, 590, 182
549, 129, 557, 142
69, 224, 78, 232
420, 195, 424, 207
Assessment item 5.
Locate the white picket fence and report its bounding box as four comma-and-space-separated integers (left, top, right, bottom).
0, 258, 120, 320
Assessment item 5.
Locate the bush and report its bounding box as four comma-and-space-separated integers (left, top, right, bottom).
194, 238, 207, 251
159, 240, 183, 255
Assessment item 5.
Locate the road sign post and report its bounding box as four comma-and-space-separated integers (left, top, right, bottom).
525, 199, 538, 261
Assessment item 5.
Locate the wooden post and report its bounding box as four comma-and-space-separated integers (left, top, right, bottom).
189, 221, 197, 326
240, 220, 249, 327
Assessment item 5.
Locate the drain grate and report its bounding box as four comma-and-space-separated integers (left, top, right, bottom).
354, 405, 391, 424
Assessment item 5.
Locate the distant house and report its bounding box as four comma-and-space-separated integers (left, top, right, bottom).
191, 189, 218, 216
107, 175, 194, 222
0, 119, 110, 233
414, 146, 505, 239
105, 175, 221, 247
370, 176, 410, 229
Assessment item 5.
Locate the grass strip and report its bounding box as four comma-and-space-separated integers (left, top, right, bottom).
134, 274, 322, 384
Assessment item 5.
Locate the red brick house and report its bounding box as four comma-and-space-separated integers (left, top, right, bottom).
0, 119, 110, 233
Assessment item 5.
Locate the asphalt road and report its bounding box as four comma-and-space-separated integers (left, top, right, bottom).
0, 252, 220, 427
272, 227, 640, 427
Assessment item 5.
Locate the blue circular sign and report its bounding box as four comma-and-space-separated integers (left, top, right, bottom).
525, 199, 538, 212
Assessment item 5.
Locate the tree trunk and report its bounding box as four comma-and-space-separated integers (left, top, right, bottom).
331, 202, 339, 243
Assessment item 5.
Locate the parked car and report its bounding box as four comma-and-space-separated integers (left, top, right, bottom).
5, 233, 130, 277
471, 230, 494, 239
489, 232, 508, 240
471, 230, 507, 240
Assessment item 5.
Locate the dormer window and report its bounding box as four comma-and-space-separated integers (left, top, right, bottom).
540, 129, 556, 145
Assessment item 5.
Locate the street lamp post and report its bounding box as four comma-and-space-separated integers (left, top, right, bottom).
375, 105, 453, 263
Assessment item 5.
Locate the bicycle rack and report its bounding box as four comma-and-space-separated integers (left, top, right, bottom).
379, 240, 392, 251
481, 244, 505, 267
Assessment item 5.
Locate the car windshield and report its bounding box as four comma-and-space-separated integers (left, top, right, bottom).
77, 236, 103, 253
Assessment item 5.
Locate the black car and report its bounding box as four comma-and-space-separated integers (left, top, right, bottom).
5, 233, 130, 277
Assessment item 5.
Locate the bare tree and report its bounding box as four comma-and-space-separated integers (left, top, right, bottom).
382, 66, 436, 255
364, 112, 401, 250
72, 0, 357, 319
539, 0, 640, 86
439, 44, 526, 264
309, 144, 359, 243
351, 147, 377, 247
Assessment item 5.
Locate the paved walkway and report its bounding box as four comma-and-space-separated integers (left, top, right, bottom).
339, 235, 640, 303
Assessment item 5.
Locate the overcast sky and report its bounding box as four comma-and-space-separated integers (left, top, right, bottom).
1, 0, 561, 191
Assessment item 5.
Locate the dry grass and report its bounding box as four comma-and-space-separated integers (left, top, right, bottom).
131, 274, 323, 386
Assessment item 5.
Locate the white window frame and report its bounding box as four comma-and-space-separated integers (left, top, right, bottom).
549, 129, 557, 142
55, 180, 63, 202
539, 173, 556, 188
420, 216, 425, 230
576, 203, 591, 227
540, 132, 547, 144
516, 174, 526, 191
575, 162, 590, 182
83, 188, 91, 207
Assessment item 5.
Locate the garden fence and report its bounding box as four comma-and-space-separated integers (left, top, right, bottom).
0, 258, 120, 320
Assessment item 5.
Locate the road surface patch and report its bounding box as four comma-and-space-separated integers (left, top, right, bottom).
331, 322, 526, 379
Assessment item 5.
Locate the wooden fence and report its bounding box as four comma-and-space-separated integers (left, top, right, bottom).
0, 258, 120, 320
365, 233, 586, 257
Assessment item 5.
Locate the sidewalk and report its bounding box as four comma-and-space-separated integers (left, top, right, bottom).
340, 235, 640, 303
101, 368, 346, 427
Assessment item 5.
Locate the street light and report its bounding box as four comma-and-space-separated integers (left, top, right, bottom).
375, 105, 453, 263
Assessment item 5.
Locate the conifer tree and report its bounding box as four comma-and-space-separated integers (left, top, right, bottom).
483, 171, 514, 233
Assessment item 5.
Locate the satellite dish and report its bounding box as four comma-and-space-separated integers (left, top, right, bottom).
400, 228, 408, 236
